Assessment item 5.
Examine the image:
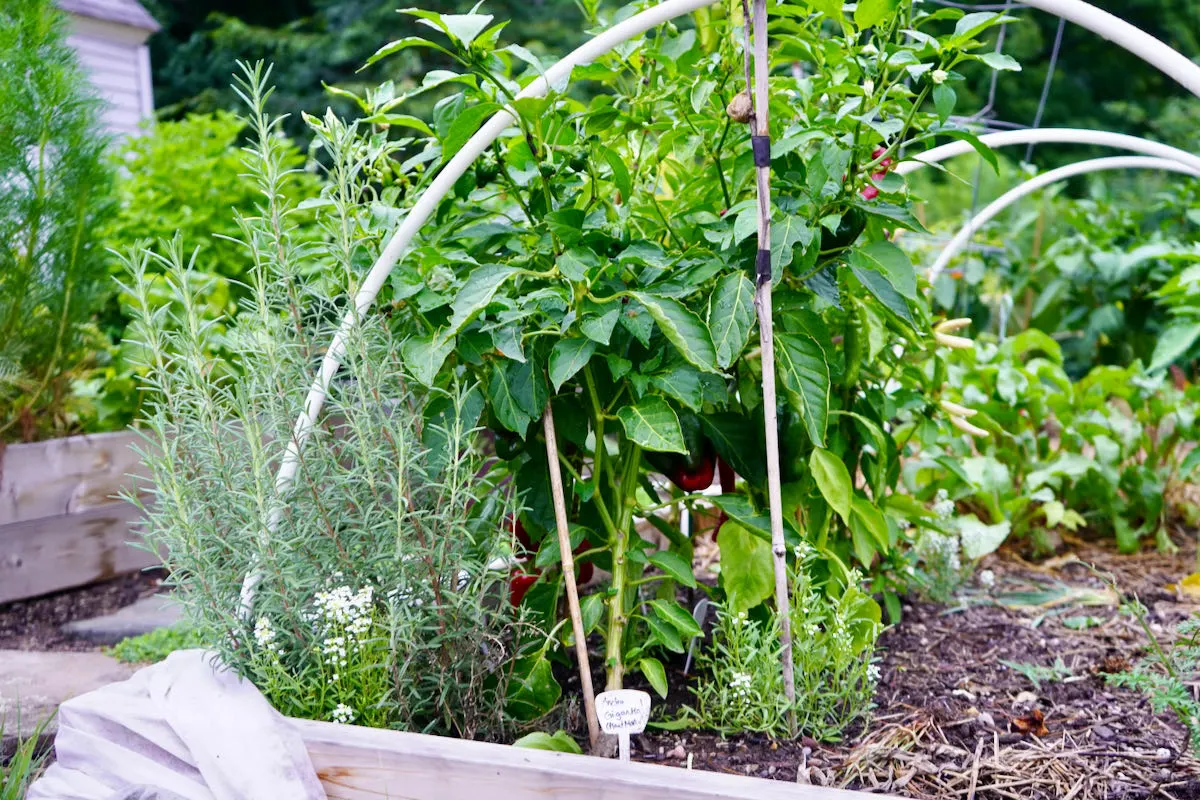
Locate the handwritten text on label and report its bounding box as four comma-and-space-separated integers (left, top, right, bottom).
595, 690, 651, 734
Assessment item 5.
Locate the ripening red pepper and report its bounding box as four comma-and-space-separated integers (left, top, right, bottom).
510, 573, 538, 606
860, 146, 893, 200
713, 458, 736, 541
672, 456, 715, 492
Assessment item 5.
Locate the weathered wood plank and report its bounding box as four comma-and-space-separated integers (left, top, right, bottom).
294, 719, 881, 799
0, 503, 158, 604
0, 431, 150, 526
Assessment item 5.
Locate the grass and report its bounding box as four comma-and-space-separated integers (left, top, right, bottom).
106, 624, 205, 664
1, 711, 53, 800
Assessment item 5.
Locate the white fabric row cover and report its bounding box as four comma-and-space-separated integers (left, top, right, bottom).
28, 650, 326, 800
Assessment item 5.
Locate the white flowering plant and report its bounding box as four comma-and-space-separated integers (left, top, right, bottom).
690, 544, 881, 740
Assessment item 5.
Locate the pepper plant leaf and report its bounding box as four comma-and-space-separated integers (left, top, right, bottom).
631, 292, 719, 373
775, 331, 830, 446
548, 337, 597, 391
616, 395, 687, 453
707, 272, 756, 369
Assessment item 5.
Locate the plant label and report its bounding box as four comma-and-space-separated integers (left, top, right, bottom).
596, 689, 650, 761
596, 689, 651, 734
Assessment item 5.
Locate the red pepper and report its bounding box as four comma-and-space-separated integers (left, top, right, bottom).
672, 457, 716, 492
576, 561, 594, 585
510, 573, 538, 606
860, 146, 893, 200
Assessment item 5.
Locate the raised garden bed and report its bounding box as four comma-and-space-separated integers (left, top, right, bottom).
0, 432, 156, 605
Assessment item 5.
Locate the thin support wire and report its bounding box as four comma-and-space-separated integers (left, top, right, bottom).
1024, 16, 1067, 162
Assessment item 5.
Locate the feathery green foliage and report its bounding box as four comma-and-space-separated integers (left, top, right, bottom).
0, 0, 115, 441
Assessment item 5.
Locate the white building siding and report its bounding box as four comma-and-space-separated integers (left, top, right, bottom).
64, 13, 156, 136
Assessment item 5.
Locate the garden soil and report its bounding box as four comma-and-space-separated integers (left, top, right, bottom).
5, 543, 1200, 798
630, 533, 1200, 799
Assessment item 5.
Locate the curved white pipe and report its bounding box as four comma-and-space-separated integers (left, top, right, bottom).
239, 0, 1200, 612
928, 156, 1200, 281
1021, 0, 1200, 98
896, 128, 1200, 175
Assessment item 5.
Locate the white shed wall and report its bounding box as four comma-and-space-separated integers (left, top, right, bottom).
65, 15, 154, 136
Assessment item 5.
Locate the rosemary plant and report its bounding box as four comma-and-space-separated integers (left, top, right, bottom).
123, 64, 540, 738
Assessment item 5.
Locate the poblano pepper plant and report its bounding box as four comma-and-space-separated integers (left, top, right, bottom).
343, 0, 1020, 702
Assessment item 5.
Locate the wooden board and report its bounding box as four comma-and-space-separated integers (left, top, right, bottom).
0, 501, 160, 604
295, 718, 882, 799
0, 431, 151, 526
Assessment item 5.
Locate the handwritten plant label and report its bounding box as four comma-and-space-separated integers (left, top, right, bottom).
595, 689, 651, 735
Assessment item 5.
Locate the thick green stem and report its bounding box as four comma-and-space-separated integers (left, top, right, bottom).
604, 442, 643, 690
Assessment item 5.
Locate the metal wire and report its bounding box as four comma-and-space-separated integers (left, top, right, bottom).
1024, 16, 1067, 162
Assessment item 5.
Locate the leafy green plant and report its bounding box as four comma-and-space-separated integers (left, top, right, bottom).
909, 329, 1200, 554
689, 605, 788, 736
512, 729, 584, 753
124, 64, 546, 739
1108, 603, 1200, 753
106, 624, 205, 664
689, 543, 880, 740
914, 170, 1200, 379
347, 0, 1021, 701
0, 0, 115, 442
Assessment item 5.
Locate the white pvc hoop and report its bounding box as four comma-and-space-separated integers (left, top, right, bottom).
927, 155, 1200, 281
895, 128, 1200, 176
239, 0, 1200, 612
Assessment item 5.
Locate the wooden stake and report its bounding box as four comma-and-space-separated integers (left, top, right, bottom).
543, 403, 601, 750
741, 0, 798, 733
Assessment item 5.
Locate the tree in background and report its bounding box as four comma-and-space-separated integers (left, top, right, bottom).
140, 0, 585, 137
0, 0, 115, 441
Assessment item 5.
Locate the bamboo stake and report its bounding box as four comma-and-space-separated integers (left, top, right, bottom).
740, 0, 798, 733
542, 402, 601, 750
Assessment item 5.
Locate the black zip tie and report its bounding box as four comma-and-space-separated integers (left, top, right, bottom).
752, 135, 771, 168
755, 248, 771, 283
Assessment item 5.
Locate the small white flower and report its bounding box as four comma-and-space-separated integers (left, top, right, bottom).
331, 703, 356, 724
933, 489, 955, 519
861, 43, 878, 56
862, 79, 875, 96
979, 569, 996, 588
866, 664, 881, 683
253, 616, 278, 652
931, 69, 948, 85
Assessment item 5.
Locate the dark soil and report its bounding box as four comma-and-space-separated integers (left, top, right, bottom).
6, 537, 1200, 797
0, 569, 165, 651
632, 534, 1200, 798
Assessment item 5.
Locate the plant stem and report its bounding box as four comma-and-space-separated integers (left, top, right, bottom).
604, 442, 642, 690
742, 0, 798, 735
543, 403, 601, 749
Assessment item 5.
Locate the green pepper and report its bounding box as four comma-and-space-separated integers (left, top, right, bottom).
842, 303, 864, 389
819, 207, 867, 260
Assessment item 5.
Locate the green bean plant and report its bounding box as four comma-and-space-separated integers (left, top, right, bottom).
345, 0, 1022, 707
